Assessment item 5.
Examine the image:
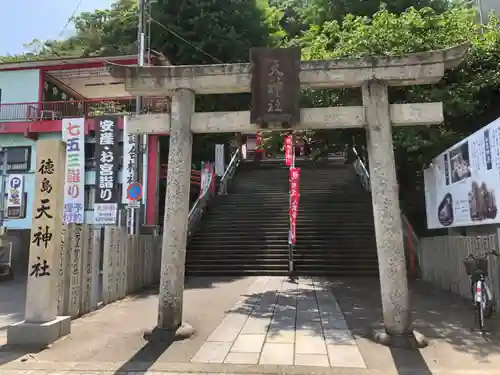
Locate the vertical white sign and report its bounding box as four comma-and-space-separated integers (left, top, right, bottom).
200, 162, 213, 197
6, 174, 24, 218
62, 118, 85, 224
122, 116, 137, 204
215, 144, 225, 177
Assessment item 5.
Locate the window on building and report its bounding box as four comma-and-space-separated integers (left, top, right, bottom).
5, 147, 31, 172
85, 143, 96, 169
3, 193, 28, 219
84, 185, 95, 210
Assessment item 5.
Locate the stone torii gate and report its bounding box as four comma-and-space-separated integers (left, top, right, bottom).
107, 43, 468, 347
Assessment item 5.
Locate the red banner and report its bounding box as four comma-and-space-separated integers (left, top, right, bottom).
284, 135, 293, 166
289, 167, 300, 244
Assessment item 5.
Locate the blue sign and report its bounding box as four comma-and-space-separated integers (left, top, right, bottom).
127, 183, 143, 201
9, 176, 21, 189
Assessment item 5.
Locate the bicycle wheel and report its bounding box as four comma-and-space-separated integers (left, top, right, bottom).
483, 288, 494, 318
477, 300, 485, 331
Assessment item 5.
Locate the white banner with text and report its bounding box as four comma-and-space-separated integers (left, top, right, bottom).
424, 117, 500, 229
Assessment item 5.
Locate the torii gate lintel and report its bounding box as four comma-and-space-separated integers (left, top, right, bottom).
107, 43, 469, 348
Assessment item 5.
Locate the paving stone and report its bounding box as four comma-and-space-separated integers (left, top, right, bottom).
240, 316, 272, 335
327, 344, 366, 368
296, 314, 321, 325
191, 342, 232, 363
259, 342, 294, 365
295, 322, 323, 336
321, 317, 349, 331
265, 329, 295, 343
230, 334, 266, 353
323, 329, 356, 345
295, 334, 327, 355
294, 353, 330, 367
224, 352, 260, 365
207, 313, 249, 342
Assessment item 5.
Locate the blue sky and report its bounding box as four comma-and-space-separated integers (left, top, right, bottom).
0, 0, 116, 55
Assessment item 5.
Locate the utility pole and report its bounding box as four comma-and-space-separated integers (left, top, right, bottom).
132, 0, 147, 235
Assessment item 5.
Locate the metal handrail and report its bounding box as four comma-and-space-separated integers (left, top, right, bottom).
219, 148, 242, 195
351, 147, 421, 276
187, 171, 215, 239
187, 147, 242, 238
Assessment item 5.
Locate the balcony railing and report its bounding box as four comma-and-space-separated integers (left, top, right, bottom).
0, 97, 170, 122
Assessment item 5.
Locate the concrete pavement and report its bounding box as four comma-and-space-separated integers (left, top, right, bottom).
1, 276, 500, 374
0, 277, 25, 338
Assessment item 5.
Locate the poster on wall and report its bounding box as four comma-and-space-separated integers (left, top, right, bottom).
94, 115, 119, 225
62, 118, 85, 224
424, 116, 500, 229
6, 174, 24, 218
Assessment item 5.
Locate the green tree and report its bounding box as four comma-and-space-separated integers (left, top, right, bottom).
291, 6, 500, 232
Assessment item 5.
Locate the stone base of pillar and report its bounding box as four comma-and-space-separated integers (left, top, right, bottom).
372, 328, 428, 349
7, 316, 71, 347
143, 322, 194, 343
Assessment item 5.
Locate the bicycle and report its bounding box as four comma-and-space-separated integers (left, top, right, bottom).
463, 250, 498, 332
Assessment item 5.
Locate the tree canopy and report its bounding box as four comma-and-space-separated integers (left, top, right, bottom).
3, 0, 500, 233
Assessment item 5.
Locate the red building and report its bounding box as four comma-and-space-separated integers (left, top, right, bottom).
0, 53, 169, 234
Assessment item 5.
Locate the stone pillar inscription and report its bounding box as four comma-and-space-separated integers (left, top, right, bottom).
362, 80, 412, 338
148, 88, 195, 339
25, 140, 66, 322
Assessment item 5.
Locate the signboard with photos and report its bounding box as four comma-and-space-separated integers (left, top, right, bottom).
424, 116, 500, 229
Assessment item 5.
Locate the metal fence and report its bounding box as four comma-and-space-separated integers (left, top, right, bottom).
420, 234, 500, 302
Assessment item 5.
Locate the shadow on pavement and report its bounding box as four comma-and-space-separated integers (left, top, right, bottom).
109, 340, 172, 373
329, 277, 500, 372
128, 276, 246, 301
229, 287, 327, 340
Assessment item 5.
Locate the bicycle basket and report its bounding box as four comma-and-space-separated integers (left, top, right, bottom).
463, 258, 489, 276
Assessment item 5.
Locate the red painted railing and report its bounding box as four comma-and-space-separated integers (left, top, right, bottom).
0, 97, 171, 122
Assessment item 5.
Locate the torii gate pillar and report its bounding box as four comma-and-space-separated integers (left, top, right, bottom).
107, 43, 469, 347
143, 88, 196, 341
362, 80, 414, 345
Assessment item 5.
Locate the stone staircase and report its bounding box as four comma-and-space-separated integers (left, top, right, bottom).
294, 160, 378, 276
185, 158, 378, 276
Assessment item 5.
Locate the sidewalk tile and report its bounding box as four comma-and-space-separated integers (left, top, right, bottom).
266, 329, 295, 343
327, 344, 366, 368
324, 329, 356, 345
259, 342, 294, 365
206, 313, 249, 342
295, 353, 330, 367
295, 334, 327, 354
224, 352, 260, 364
231, 334, 265, 353
191, 341, 232, 363
240, 316, 271, 335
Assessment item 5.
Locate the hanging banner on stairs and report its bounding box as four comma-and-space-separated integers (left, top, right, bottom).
200, 162, 214, 197
284, 136, 293, 166
289, 167, 300, 244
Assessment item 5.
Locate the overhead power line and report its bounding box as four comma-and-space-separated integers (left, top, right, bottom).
149, 17, 224, 64
57, 0, 84, 40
